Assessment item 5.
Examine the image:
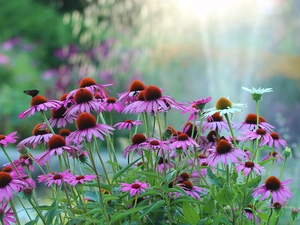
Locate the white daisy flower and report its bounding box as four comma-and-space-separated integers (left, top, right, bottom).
242, 87, 273, 101
203, 97, 247, 118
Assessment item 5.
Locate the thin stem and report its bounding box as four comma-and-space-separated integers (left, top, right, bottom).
240, 174, 250, 225
40, 111, 55, 134
224, 114, 237, 147
1, 145, 20, 176
10, 200, 21, 225
86, 142, 110, 224
279, 157, 287, 180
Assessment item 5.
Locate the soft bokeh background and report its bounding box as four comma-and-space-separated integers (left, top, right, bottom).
1, 0, 300, 222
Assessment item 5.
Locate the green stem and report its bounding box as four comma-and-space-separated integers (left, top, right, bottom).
1, 146, 20, 176
86, 142, 110, 224
240, 174, 250, 225
279, 157, 287, 180
10, 200, 21, 225
224, 114, 237, 147
40, 111, 55, 134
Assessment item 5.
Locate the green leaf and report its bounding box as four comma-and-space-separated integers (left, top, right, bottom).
207, 168, 224, 188
139, 200, 165, 218
24, 215, 39, 225
182, 202, 200, 225
45, 198, 59, 224
110, 205, 149, 223
113, 157, 141, 181
258, 212, 269, 222
242, 176, 262, 190
215, 184, 235, 205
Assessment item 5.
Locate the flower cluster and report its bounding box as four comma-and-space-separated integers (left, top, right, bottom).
0, 79, 296, 224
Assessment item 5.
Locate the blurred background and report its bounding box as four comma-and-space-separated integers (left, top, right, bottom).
1, 0, 300, 218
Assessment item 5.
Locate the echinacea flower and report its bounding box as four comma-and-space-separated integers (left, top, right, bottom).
18, 95, 61, 119
269, 132, 287, 150
204, 97, 246, 117
65, 77, 111, 101
118, 80, 147, 104
101, 97, 124, 113
13, 153, 35, 172
242, 128, 273, 147
236, 161, 265, 176
242, 86, 273, 101
0, 131, 18, 147
235, 114, 274, 132
143, 138, 169, 155
65, 174, 97, 186
245, 204, 260, 225
17, 124, 52, 150
123, 85, 183, 115
68, 112, 114, 145
35, 135, 80, 164
176, 181, 205, 199
201, 112, 230, 133
169, 133, 199, 155
113, 119, 142, 130
0, 201, 16, 225
181, 96, 212, 120
0, 172, 24, 202
123, 134, 147, 158
47, 106, 76, 128
252, 176, 292, 204
64, 88, 105, 117
38, 169, 73, 187
262, 151, 284, 163
157, 157, 174, 173
120, 179, 149, 196
207, 139, 247, 167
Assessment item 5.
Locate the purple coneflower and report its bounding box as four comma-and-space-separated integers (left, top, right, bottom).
13, 153, 35, 172
123, 85, 183, 114
47, 106, 76, 128
101, 97, 124, 113
252, 176, 292, 204
68, 112, 114, 145
0, 172, 24, 202
242, 128, 272, 147
123, 134, 147, 158
170, 133, 199, 156
143, 138, 169, 155
1, 165, 25, 178
207, 139, 246, 167
118, 80, 147, 104
269, 132, 287, 150
176, 181, 205, 199
64, 88, 105, 117
121, 179, 149, 197
0, 201, 16, 225
235, 114, 274, 132
157, 157, 174, 173
65, 77, 111, 101
17, 124, 52, 150
245, 204, 260, 225
201, 112, 230, 133
38, 169, 73, 187
18, 95, 61, 119
236, 161, 265, 176
65, 174, 97, 186
181, 96, 212, 121
262, 151, 284, 163
0, 131, 18, 147
36, 135, 80, 164
113, 119, 142, 130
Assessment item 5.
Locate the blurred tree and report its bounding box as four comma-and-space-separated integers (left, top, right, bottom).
0, 0, 74, 68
